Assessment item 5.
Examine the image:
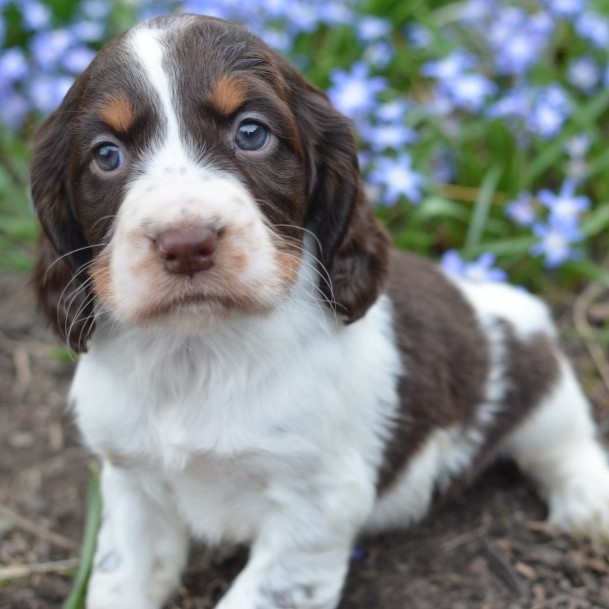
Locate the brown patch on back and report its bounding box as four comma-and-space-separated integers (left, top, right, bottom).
377, 252, 490, 492
100, 96, 135, 133
210, 75, 247, 116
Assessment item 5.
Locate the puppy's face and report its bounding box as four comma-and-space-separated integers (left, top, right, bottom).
31, 15, 390, 350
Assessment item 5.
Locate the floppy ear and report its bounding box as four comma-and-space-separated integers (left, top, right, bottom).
296, 83, 390, 322
30, 75, 95, 352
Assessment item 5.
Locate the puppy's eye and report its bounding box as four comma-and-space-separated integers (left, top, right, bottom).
235, 121, 269, 152
94, 143, 124, 172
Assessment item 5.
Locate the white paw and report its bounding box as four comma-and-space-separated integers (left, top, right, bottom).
548, 460, 609, 544
87, 574, 159, 609
86, 559, 175, 609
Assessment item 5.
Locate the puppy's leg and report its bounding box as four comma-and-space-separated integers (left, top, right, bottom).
86, 462, 188, 609
504, 356, 609, 542
215, 462, 375, 609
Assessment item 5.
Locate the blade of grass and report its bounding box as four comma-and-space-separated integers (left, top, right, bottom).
465, 165, 502, 250
63, 462, 101, 609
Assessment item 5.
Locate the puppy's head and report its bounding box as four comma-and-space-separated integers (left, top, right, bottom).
31, 14, 390, 351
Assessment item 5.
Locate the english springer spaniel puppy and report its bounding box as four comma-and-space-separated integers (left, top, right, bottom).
31, 14, 609, 609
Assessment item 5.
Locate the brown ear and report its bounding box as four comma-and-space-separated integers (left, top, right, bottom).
296, 83, 390, 322
30, 74, 95, 352
32, 234, 94, 353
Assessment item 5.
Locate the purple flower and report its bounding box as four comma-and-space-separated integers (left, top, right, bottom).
368, 153, 424, 205
441, 250, 507, 283
327, 62, 387, 119
568, 56, 600, 91
531, 218, 583, 268
506, 193, 536, 227
537, 179, 590, 225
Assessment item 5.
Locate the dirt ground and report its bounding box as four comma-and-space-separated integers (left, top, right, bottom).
1, 272, 609, 609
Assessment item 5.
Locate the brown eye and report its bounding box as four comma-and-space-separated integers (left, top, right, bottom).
235, 121, 269, 151
94, 143, 124, 171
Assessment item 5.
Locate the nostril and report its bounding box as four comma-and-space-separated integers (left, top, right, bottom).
154, 226, 219, 275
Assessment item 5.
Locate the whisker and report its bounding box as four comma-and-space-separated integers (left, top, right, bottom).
43, 244, 103, 284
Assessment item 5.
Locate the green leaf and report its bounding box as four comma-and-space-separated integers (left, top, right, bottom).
465, 165, 502, 249
63, 463, 101, 609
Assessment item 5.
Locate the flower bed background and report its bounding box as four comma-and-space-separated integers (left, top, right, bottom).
2, 0, 609, 293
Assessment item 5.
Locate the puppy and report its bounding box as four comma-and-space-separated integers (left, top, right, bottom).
31, 14, 609, 609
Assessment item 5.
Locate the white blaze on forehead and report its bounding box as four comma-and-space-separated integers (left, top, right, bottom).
128, 24, 186, 162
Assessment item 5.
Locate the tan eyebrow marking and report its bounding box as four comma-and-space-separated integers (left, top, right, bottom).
210, 75, 247, 115
100, 96, 135, 133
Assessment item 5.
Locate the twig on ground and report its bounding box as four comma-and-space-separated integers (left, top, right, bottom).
0, 558, 78, 582
441, 522, 489, 553
0, 503, 77, 551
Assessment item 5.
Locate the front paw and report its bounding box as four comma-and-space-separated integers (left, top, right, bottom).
86, 559, 173, 609
217, 581, 337, 609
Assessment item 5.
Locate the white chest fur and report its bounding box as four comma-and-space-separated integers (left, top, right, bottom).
71, 294, 402, 544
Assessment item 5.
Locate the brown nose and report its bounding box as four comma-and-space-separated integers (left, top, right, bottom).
154, 226, 218, 275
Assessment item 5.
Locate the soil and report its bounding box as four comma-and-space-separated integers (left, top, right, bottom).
1, 272, 609, 609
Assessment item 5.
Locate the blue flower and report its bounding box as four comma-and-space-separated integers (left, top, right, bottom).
327, 62, 387, 119
441, 250, 507, 283
564, 133, 592, 159
27, 75, 74, 113
62, 45, 96, 74
576, 12, 609, 47
421, 51, 476, 81
1, 89, 28, 130
568, 56, 600, 92
359, 121, 417, 152
0, 48, 29, 88
31, 29, 76, 71
506, 193, 536, 227
357, 16, 392, 42
543, 0, 587, 18
530, 85, 571, 138
491, 9, 552, 76
439, 73, 496, 113
531, 218, 583, 268
537, 179, 590, 225
20, 0, 52, 31
368, 153, 424, 205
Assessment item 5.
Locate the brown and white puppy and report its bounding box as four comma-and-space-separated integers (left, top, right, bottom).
31, 14, 609, 609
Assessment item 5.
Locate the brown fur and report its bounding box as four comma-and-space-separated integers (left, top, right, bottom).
209, 74, 248, 115
100, 96, 136, 133
377, 251, 489, 491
